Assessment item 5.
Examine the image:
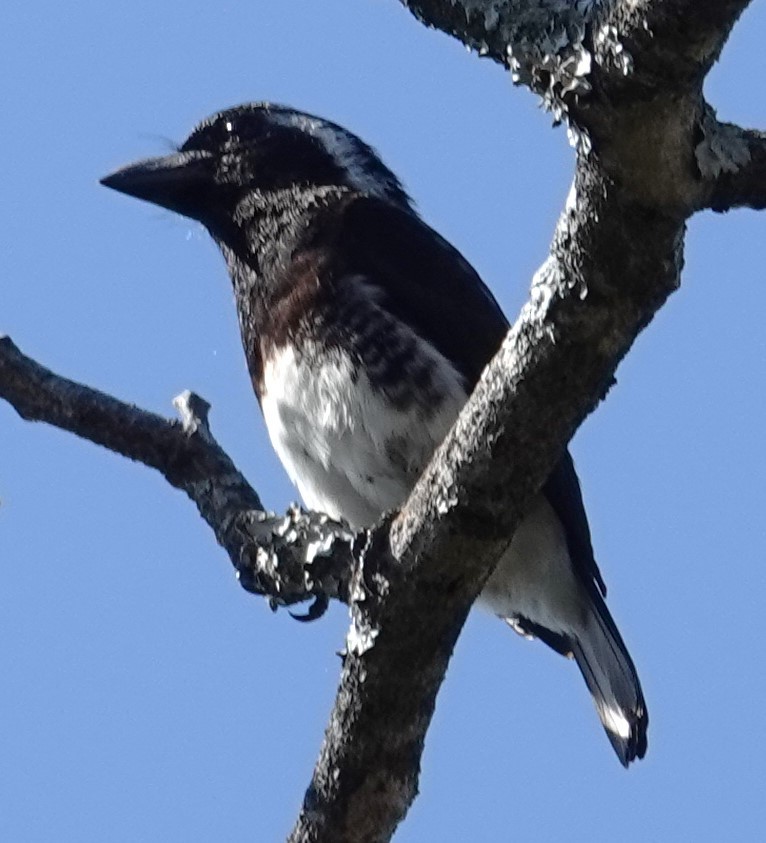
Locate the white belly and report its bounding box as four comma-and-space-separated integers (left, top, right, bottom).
480, 494, 584, 632
260, 341, 467, 528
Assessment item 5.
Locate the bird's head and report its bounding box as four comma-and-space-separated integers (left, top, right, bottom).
100, 103, 411, 226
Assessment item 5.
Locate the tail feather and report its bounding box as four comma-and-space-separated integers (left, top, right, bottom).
571, 594, 648, 767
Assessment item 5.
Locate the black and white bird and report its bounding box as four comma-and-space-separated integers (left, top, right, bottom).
101, 103, 648, 766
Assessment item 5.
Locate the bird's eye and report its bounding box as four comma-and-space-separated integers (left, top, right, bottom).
182, 116, 237, 153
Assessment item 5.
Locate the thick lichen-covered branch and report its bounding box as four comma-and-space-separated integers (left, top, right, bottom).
397, 0, 752, 133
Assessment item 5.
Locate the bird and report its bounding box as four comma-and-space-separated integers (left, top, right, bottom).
100, 102, 648, 766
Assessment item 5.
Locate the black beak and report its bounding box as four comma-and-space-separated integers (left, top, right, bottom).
100, 149, 214, 219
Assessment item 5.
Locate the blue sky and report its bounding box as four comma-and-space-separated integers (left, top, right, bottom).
3, 2, 765, 841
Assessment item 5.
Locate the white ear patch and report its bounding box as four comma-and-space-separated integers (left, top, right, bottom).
267, 109, 405, 204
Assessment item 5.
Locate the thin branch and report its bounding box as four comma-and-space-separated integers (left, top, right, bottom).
0, 335, 357, 610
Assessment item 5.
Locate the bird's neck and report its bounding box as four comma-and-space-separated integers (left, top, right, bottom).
212, 184, 351, 399
216, 185, 347, 302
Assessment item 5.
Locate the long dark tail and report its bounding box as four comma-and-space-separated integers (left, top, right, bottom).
571, 593, 648, 767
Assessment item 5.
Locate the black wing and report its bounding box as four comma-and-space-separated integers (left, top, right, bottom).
303, 193, 509, 389
307, 195, 606, 595
543, 451, 606, 599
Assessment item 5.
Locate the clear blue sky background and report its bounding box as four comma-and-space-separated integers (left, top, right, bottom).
3, 2, 765, 841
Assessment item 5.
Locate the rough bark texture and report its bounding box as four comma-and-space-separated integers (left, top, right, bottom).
1, 1, 763, 842
705, 125, 766, 211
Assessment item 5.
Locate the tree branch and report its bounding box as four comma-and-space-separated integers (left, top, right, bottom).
396, 0, 752, 85
0, 335, 357, 611
700, 121, 766, 211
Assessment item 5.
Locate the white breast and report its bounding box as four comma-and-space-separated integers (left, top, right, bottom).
260, 340, 467, 529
